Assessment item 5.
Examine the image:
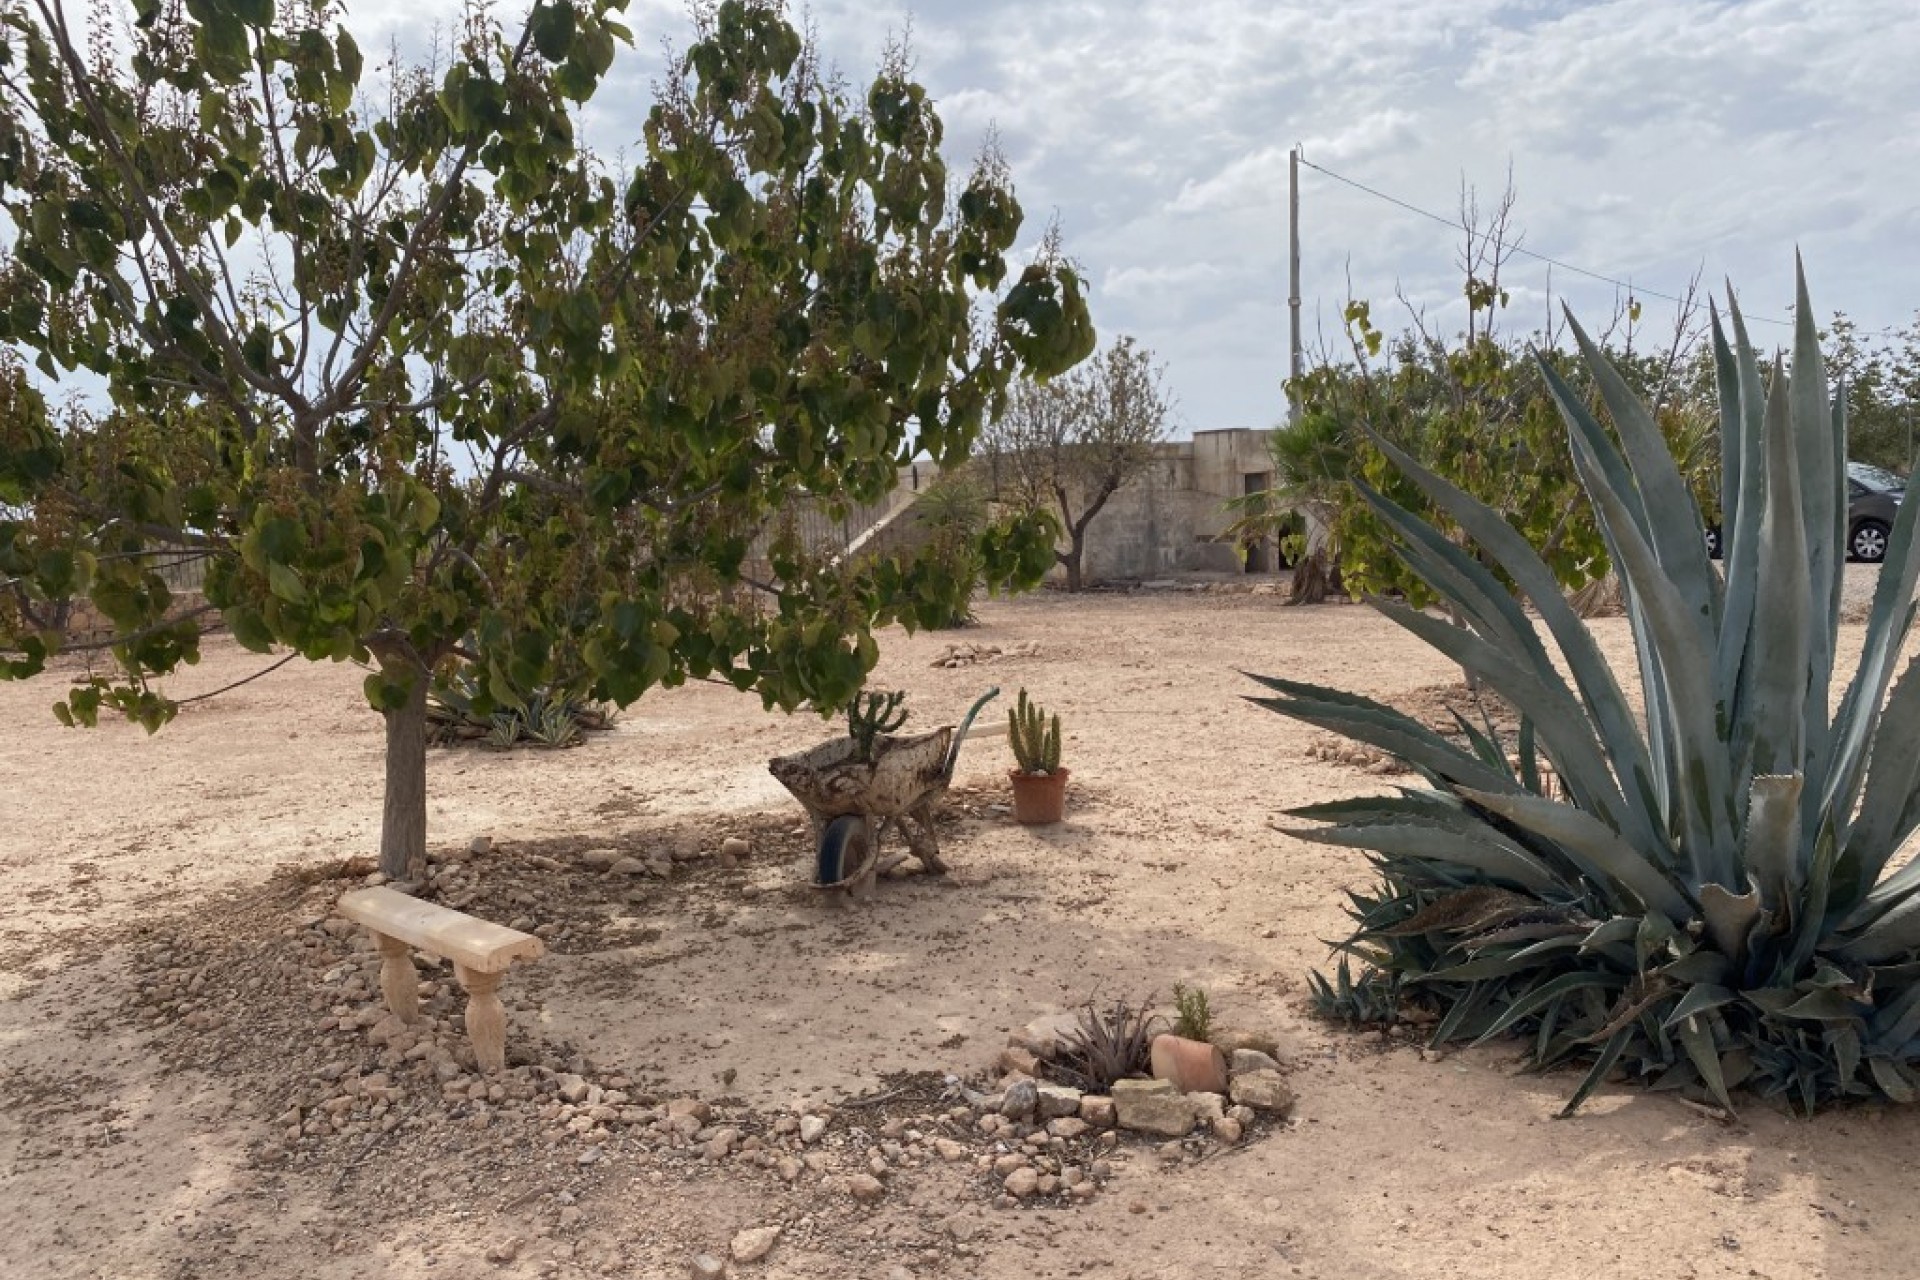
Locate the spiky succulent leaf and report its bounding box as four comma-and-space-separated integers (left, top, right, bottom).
1260, 262, 1920, 1114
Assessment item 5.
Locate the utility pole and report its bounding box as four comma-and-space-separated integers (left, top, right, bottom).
1288, 145, 1303, 425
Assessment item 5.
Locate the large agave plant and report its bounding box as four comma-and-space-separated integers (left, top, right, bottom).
1252, 262, 1920, 1115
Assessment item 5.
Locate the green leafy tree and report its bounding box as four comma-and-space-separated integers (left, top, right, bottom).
1824, 311, 1920, 475
0, 0, 1091, 878
1265, 289, 1718, 609
979, 333, 1171, 591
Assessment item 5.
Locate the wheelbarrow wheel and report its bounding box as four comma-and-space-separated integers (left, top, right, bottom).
816, 815, 872, 888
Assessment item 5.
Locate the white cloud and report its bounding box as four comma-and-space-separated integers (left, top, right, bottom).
328, 0, 1920, 430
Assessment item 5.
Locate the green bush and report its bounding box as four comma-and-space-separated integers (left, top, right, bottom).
1252, 265, 1920, 1115
912, 474, 991, 628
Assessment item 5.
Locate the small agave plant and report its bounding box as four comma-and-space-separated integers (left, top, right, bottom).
1253, 261, 1920, 1115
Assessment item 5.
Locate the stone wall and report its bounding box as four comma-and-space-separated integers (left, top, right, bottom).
1064, 428, 1276, 583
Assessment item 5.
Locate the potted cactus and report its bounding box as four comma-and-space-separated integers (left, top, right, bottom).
1007, 688, 1070, 824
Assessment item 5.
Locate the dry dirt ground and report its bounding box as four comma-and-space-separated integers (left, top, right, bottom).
5, 578, 1919, 1280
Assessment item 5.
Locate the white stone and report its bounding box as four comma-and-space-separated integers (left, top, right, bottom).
730, 1226, 780, 1264
1229, 1069, 1295, 1115
1229, 1048, 1283, 1075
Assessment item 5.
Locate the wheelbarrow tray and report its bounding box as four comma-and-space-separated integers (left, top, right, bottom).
768, 727, 956, 820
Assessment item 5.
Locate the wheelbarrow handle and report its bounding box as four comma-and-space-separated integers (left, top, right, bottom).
941, 685, 1001, 779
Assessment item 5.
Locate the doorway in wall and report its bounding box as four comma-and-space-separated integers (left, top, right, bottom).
1242, 472, 1274, 572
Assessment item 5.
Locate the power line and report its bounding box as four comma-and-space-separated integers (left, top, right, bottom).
1297, 153, 1912, 340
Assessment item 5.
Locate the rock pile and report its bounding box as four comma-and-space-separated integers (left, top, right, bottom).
1305, 734, 1406, 776
948, 1011, 1297, 1207
928, 641, 1042, 669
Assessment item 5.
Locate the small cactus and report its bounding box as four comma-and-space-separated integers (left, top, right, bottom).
1008, 688, 1061, 774
847, 689, 909, 763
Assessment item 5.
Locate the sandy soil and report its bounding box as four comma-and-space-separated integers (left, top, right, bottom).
4, 578, 1917, 1280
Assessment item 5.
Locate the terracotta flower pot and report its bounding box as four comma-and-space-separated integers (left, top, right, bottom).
1149, 1033, 1229, 1095
1009, 767, 1071, 824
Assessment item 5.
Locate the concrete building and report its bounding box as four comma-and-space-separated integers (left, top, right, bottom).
1065, 428, 1278, 583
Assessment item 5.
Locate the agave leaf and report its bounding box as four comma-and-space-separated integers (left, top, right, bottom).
1839, 659, 1920, 920
1675, 1013, 1737, 1113
1744, 774, 1805, 910
1285, 822, 1562, 895
1659, 951, 1734, 986
1471, 971, 1620, 1047
1560, 1027, 1633, 1117
1664, 983, 1738, 1027
1711, 301, 1766, 732
1517, 717, 1543, 796
1868, 979, 1920, 1050
1636, 910, 1678, 971
1457, 786, 1691, 922
1698, 881, 1761, 964
1286, 791, 1519, 834
1868, 1057, 1919, 1103
1369, 599, 1635, 833
1428, 981, 1495, 1045
1510, 934, 1589, 962
1744, 360, 1813, 789
1564, 310, 1721, 631
1447, 707, 1510, 774
1581, 916, 1639, 951
1823, 483, 1920, 846
1243, 675, 1520, 796
1776, 988, 1863, 1023
1783, 815, 1842, 975
1357, 429, 1662, 847
1353, 476, 1548, 665
1417, 951, 1557, 984
1835, 892, 1920, 965
1560, 409, 1737, 883
1534, 992, 1568, 1062
1287, 791, 1477, 826
1788, 259, 1842, 745
1459, 921, 1591, 951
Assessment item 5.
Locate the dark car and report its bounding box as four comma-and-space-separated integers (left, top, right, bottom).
1704, 461, 1904, 562
1846, 462, 1904, 561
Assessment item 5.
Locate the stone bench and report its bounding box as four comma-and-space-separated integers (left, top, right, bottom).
337, 886, 544, 1074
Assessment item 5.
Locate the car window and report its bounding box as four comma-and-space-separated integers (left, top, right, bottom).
1848, 461, 1906, 492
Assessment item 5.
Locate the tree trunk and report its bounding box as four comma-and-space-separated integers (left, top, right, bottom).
1060, 543, 1085, 592
378, 660, 430, 882
1287, 548, 1333, 604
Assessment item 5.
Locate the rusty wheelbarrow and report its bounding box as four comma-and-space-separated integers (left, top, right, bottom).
768, 687, 1001, 898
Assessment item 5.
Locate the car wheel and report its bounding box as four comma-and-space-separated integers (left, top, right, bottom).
1852, 520, 1891, 563
1704, 526, 1723, 559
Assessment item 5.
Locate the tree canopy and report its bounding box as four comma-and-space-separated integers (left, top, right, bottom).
1264, 280, 1720, 609
0, 0, 1094, 876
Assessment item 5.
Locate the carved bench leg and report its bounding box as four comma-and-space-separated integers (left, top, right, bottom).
456, 964, 507, 1074
374, 933, 419, 1021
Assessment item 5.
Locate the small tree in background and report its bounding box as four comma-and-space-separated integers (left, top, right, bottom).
1825, 312, 1920, 475
908, 472, 991, 628
980, 334, 1172, 591
0, 0, 1092, 879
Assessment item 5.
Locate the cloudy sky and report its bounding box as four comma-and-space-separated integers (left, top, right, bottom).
360, 0, 1920, 433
